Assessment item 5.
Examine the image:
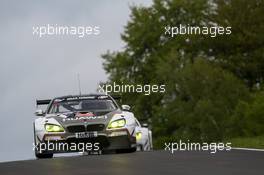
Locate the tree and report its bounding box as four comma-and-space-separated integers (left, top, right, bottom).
204, 0, 264, 88
230, 91, 264, 137
156, 59, 248, 142
102, 0, 262, 144
102, 0, 210, 122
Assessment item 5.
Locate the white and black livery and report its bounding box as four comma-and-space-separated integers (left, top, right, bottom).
33, 94, 152, 158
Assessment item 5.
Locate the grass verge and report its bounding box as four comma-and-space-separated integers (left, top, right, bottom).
226, 135, 264, 149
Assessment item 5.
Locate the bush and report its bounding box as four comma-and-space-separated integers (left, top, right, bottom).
229, 91, 264, 137
154, 59, 249, 142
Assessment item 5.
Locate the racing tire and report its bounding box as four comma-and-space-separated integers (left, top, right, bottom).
102, 150, 115, 154
33, 123, 53, 159
35, 152, 53, 159
137, 145, 143, 151
116, 147, 137, 154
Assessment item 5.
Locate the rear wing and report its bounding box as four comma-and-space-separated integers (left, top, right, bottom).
110, 94, 122, 105
36, 95, 120, 106
111, 95, 121, 100
36, 99, 51, 106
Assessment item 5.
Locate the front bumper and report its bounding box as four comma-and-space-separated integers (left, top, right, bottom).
36, 128, 136, 153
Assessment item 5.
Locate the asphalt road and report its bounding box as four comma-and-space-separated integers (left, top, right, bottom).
0, 150, 263, 175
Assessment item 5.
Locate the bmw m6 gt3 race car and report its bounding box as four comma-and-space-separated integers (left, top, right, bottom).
33, 94, 152, 158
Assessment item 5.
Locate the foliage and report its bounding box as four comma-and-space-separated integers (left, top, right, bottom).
102, 0, 264, 146
229, 91, 264, 137
157, 59, 248, 142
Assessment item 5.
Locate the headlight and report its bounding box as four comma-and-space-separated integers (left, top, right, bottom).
136, 132, 142, 141
108, 119, 126, 129
45, 124, 64, 132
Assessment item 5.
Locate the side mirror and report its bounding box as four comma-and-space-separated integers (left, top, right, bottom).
35, 109, 44, 116
142, 123, 148, 128
121, 105, 131, 111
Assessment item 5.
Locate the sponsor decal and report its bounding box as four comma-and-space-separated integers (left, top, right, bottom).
62, 115, 107, 122
76, 112, 94, 117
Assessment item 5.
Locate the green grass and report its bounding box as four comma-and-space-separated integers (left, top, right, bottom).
226, 135, 264, 149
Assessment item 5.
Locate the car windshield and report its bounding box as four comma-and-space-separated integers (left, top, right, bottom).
48, 99, 117, 113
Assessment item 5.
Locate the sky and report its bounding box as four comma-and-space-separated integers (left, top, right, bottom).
0, 0, 152, 162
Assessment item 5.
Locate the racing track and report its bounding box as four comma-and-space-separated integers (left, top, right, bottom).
0, 150, 263, 175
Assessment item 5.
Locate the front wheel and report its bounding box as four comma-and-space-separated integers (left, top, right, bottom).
35, 152, 53, 159
116, 147, 136, 153
33, 123, 53, 159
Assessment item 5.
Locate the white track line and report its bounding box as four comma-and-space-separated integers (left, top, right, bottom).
232, 147, 264, 152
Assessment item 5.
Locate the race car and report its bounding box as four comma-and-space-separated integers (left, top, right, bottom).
135, 121, 153, 151
33, 94, 152, 158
